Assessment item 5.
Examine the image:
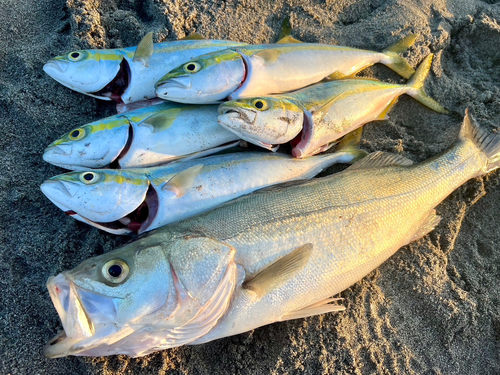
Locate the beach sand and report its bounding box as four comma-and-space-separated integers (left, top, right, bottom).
1, 0, 500, 373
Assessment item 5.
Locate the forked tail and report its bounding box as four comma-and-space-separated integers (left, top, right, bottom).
406, 54, 448, 114
382, 34, 417, 79
460, 109, 500, 174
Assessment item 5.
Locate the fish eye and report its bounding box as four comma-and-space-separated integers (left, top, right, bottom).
252, 99, 269, 111
68, 128, 85, 141
102, 259, 130, 284
183, 61, 201, 73
68, 51, 85, 62
79, 171, 99, 184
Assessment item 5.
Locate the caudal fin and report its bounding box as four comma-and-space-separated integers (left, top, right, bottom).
406, 54, 448, 114
460, 109, 500, 174
382, 34, 417, 79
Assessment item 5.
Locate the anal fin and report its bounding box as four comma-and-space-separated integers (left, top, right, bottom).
412, 209, 441, 242
280, 297, 345, 322
375, 97, 399, 121
243, 244, 313, 299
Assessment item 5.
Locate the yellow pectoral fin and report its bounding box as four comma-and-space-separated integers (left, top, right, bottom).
140, 108, 182, 133
133, 32, 154, 67
162, 164, 204, 198
279, 297, 345, 322
254, 49, 282, 65
243, 243, 312, 300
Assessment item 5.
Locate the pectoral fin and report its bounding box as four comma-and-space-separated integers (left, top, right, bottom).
162, 164, 203, 198
243, 243, 313, 299
133, 32, 154, 67
280, 297, 345, 321
254, 49, 282, 65
140, 108, 182, 133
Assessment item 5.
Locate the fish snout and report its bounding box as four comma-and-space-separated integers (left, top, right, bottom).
44, 143, 73, 156
43, 60, 69, 75
47, 273, 94, 339
41, 179, 80, 200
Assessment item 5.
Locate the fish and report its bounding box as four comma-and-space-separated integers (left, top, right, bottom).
44, 110, 500, 358
217, 54, 447, 158
40, 139, 366, 235
44, 18, 296, 104
154, 34, 418, 104
42, 101, 240, 170
44, 32, 247, 104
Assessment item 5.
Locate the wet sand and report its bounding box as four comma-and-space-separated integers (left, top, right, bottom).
1, 0, 500, 373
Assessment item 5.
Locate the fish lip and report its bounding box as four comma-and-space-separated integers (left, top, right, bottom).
155, 76, 192, 97
44, 60, 69, 74
43, 143, 73, 156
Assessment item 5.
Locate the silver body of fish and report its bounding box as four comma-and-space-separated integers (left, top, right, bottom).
44, 111, 500, 358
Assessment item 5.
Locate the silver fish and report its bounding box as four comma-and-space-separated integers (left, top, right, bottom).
155, 35, 417, 104
43, 102, 239, 170
44, 111, 500, 358
44, 32, 246, 104
41, 141, 365, 235
218, 54, 446, 157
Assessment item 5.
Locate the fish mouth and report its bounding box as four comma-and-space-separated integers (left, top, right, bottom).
62, 184, 160, 235
44, 60, 69, 74
217, 108, 278, 152
44, 274, 122, 358
90, 58, 130, 103
155, 76, 192, 98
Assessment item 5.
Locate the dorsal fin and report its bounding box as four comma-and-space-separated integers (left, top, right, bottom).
133, 32, 154, 67
180, 32, 205, 40
346, 151, 413, 171
277, 16, 292, 40
276, 35, 303, 44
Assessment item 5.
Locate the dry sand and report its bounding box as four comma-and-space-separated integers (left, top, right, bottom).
1, 0, 500, 373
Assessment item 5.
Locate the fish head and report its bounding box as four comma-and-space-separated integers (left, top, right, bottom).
155, 49, 245, 104
44, 240, 175, 357
44, 49, 130, 102
218, 97, 304, 150
40, 169, 158, 234
43, 117, 130, 170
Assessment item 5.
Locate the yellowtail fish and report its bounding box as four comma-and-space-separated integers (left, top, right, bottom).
43, 102, 239, 170
44, 111, 500, 357
218, 54, 446, 157
40, 138, 365, 235
155, 35, 417, 104
44, 32, 247, 104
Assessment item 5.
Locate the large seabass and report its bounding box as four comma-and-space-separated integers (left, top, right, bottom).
44, 111, 500, 358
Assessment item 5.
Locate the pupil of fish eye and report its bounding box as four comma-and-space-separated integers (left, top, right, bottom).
83, 173, 94, 181
255, 101, 264, 109
71, 130, 80, 138
70, 52, 80, 59
108, 264, 122, 278
187, 63, 196, 71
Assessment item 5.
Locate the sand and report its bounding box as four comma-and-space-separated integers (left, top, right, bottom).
1, 0, 500, 373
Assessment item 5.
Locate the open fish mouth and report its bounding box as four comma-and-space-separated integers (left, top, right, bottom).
44, 274, 122, 358
64, 184, 160, 235
90, 59, 130, 103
